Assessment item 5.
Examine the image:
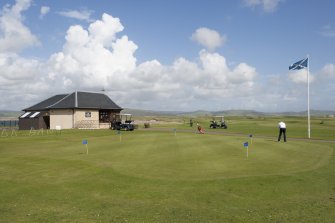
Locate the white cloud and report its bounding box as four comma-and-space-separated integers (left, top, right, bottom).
229, 62, 257, 84
171, 57, 201, 84
0, 54, 40, 81
0, 53, 47, 109
0, 6, 334, 112
47, 13, 137, 90
243, 0, 284, 12
191, 27, 226, 51
0, 0, 39, 53
320, 25, 335, 37
119, 49, 258, 110
88, 13, 123, 46
288, 69, 314, 84
309, 64, 335, 111
58, 9, 93, 22
39, 6, 50, 19
320, 63, 335, 78
0, 8, 298, 112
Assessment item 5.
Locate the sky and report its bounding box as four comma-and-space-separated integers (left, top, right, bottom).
0, 0, 334, 112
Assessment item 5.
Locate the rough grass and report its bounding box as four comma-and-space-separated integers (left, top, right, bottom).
0, 117, 334, 222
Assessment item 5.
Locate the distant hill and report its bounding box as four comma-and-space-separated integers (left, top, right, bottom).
121, 108, 181, 116
122, 108, 335, 117
122, 108, 267, 117
0, 110, 22, 119
269, 110, 335, 117
1, 109, 334, 119
174, 110, 264, 117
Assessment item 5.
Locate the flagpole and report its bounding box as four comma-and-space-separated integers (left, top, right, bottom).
289, 57, 310, 138
307, 54, 310, 139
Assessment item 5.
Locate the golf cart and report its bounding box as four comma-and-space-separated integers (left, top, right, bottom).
209, 116, 228, 129
111, 114, 135, 131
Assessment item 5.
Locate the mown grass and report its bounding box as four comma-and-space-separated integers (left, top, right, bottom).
0, 117, 334, 222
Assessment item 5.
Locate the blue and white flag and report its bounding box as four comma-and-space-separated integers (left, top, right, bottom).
289, 58, 308, 70
244, 142, 249, 159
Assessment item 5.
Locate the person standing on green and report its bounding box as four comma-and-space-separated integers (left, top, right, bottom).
278, 121, 287, 142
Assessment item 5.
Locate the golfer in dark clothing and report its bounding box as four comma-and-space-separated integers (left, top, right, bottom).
278, 121, 287, 142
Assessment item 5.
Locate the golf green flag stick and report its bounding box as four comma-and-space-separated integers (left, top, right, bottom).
116, 130, 121, 142
83, 140, 88, 154
244, 142, 249, 159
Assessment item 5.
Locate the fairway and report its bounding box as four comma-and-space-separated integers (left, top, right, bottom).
0, 129, 334, 222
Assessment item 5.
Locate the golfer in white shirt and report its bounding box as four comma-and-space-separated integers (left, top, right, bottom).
278, 121, 287, 142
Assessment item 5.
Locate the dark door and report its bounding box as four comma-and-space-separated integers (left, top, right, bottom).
43, 116, 50, 129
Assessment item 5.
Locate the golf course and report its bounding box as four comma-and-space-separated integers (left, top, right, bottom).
0, 116, 334, 222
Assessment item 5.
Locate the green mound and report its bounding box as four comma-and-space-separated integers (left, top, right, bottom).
92, 132, 332, 180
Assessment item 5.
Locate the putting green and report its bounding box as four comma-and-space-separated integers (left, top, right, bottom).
91, 132, 333, 180
0, 130, 334, 222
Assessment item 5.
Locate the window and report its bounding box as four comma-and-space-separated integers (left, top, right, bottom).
30, 112, 40, 118
85, 112, 91, 118
99, 111, 110, 122
20, 112, 31, 118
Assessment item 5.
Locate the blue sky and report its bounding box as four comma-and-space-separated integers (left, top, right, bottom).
1, 0, 335, 112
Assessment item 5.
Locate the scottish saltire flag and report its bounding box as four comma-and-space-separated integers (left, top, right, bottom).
289, 58, 308, 70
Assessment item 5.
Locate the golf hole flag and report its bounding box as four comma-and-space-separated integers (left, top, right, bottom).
116, 130, 122, 142
82, 139, 88, 154
249, 134, 253, 144
289, 56, 311, 139
289, 58, 308, 70
244, 142, 249, 159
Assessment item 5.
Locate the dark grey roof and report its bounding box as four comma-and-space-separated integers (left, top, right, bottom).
23, 91, 122, 111
23, 94, 68, 111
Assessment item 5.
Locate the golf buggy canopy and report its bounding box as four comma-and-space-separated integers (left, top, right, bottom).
209, 116, 228, 129
111, 114, 135, 131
